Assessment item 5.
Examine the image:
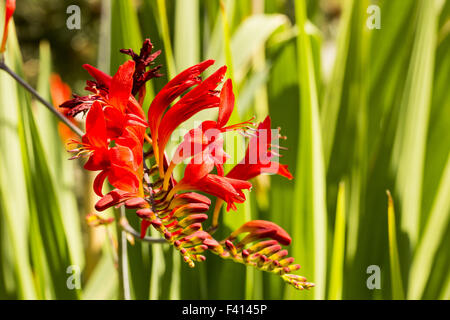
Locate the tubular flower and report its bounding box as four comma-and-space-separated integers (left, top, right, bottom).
227, 116, 293, 181
63, 39, 312, 291
211, 116, 294, 227
0, 0, 15, 53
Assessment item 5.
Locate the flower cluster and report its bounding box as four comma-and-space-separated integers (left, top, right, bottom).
61, 39, 313, 290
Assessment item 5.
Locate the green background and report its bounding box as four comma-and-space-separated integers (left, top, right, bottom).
0, 0, 449, 300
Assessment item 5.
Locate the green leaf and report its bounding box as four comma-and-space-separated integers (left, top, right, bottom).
386, 191, 405, 300
213, 13, 289, 85
328, 182, 346, 300
0, 22, 36, 299
156, 0, 177, 78
83, 245, 118, 300
408, 153, 450, 299
174, 0, 200, 71
288, 0, 327, 300
110, 0, 143, 71
320, 0, 354, 167
391, 0, 441, 247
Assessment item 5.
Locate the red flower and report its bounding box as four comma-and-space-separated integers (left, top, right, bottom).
168, 154, 252, 211
0, 0, 15, 53
227, 220, 292, 246
89, 61, 148, 139
227, 116, 293, 181
95, 189, 144, 212
162, 79, 251, 189
147, 60, 225, 172
64, 58, 148, 208
210, 116, 293, 228
147, 59, 214, 152
60, 39, 311, 290
61, 62, 147, 124
72, 101, 140, 197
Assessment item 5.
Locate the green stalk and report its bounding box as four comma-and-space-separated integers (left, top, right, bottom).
392, 0, 439, 247
220, 0, 235, 87
157, 0, 177, 78
408, 153, 450, 299
219, 0, 255, 299
290, 0, 327, 300
386, 191, 405, 300
115, 207, 131, 300
328, 182, 346, 300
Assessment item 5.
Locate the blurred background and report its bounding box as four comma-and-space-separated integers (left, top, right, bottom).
0, 0, 449, 300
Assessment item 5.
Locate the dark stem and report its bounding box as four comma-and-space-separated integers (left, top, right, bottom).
120, 217, 166, 244
0, 59, 85, 137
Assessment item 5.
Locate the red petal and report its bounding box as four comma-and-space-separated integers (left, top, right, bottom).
85, 101, 108, 148
170, 192, 211, 208
125, 113, 149, 128
217, 79, 235, 128
171, 203, 210, 219
179, 174, 251, 211
140, 220, 152, 239
230, 220, 292, 246
226, 163, 253, 180
93, 170, 108, 197
157, 66, 226, 160
216, 164, 224, 176
227, 116, 294, 181
95, 189, 130, 211
127, 96, 146, 120
83, 64, 112, 87
83, 148, 110, 171
0, 0, 16, 53
108, 165, 140, 193
125, 197, 147, 209
103, 105, 126, 137
6, 0, 15, 15
148, 59, 215, 140
50, 74, 72, 107
109, 60, 135, 112
183, 153, 215, 183
171, 127, 207, 165
224, 176, 253, 191
264, 163, 293, 180
108, 145, 135, 168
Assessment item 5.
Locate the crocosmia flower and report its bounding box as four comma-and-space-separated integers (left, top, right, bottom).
60, 39, 314, 291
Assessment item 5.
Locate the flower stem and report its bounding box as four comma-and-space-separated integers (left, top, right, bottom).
119, 217, 166, 244
0, 59, 84, 137
115, 206, 131, 300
